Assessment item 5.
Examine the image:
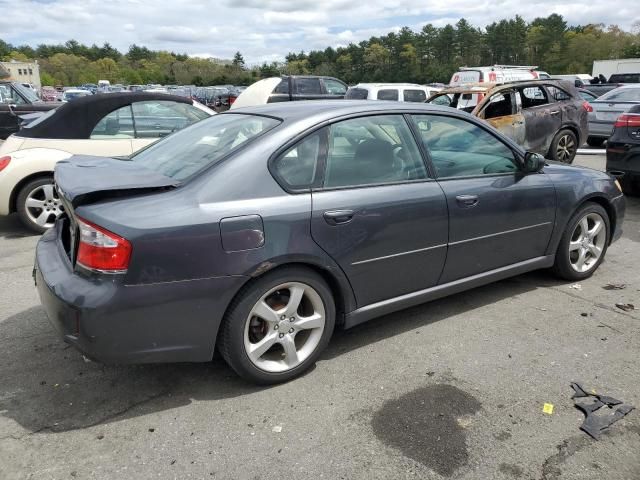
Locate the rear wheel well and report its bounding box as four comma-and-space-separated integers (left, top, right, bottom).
224, 262, 348, 334
9, 171, 53, 214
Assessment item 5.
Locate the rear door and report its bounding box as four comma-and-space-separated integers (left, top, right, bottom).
303, 114, 448, 307
516, 85, 561, 154
412, 113, 556, 283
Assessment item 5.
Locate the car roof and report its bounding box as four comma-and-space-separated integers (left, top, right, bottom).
352, 83, 426, 88
227, 99, 455, 122
17, 92, 193, 140
440, 79, 576, 94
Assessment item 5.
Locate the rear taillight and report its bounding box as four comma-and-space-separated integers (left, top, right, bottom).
582, 101, 593, 113
0, 156, 11, 172
614, 113, 640, 129
76, 217, 131, 273
229, 95, 237, 105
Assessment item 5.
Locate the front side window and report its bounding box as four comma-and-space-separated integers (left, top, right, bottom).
324, 115, 428, 188
272, 131, 322, 189
90, 105, 135, 138
0, 84, 26, 104
273, 80, 289, 94
131, 114, 280, 181
131, 100, 210, 139
481, 91, 516, 119
404, 89, 427, 102
377, 89, 399, 101
324, 79, 347, 95
413, 114, 518, 178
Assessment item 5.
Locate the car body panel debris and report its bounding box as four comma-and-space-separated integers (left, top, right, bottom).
570, 382, 635, 440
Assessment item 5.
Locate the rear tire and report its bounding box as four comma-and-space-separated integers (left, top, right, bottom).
549, 129, 578, 163
552, 203, 610, 281
217, 267, 335, 384
586, 136, 605, 148
16, 176, 62, 234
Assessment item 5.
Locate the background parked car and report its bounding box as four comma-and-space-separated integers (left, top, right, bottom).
0, 92, 214, 232
61, 88, 92, 102
345, 83, 440, 102
0, 81, 59, 139
606, 104, 640, 195
587, 85, 640, 147
427, 80, 589, 163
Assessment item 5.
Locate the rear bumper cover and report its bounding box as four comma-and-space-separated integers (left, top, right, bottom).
34, 223, 247, 364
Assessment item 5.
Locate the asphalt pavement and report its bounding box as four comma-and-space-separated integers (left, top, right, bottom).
1, 153, 639, 480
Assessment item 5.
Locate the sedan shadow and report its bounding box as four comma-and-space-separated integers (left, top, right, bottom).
0, 213, 39, 239
0, 272, 548, 434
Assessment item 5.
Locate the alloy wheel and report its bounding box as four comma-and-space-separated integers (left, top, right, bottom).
569, 212, 606, 273
243, 282, 326, 373
24, 183, 64, 229
556, 134, 576, 162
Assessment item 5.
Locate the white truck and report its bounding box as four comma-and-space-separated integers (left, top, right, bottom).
592, 59, 640, 82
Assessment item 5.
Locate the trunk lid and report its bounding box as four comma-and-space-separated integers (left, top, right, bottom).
54, 155, 178, 207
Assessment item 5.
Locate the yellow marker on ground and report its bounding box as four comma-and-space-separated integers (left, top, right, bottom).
543, 403, 554, 415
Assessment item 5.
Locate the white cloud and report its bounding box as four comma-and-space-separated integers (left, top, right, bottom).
1, 0, 638, 64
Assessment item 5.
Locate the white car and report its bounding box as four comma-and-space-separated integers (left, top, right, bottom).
345, 83, 439, 103
61, 88, 92, 102
0, 92, 214, 232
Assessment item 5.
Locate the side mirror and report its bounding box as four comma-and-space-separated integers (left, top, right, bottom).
524, 152, 545, 172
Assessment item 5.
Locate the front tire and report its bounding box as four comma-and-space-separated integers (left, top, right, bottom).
549, 129, 578, 163
552, 203, 610, 281
218, 267, 335, 384
16, 176, 63, 234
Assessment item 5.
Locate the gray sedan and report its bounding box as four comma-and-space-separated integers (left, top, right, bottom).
587, 84, 640, 147
35, 101, 625, 384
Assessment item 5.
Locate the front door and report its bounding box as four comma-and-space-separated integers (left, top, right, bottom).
308, 114, 449, 307
475, 88, 525, 146
412, 113, 556, 283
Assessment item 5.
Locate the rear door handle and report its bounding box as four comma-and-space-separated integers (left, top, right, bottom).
455, 195, 479, 208
323, 210, 354, 225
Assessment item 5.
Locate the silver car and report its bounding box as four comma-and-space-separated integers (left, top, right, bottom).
588, 85, 640, 147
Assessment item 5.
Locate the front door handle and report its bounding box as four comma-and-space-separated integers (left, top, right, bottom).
323, 210, 354, 225
550, 110, 560, 115
456, 195, 479, 208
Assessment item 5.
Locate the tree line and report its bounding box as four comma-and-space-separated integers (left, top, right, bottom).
1, 14, 639, 87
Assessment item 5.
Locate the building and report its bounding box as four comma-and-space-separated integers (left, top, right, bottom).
0, 60, 41, 90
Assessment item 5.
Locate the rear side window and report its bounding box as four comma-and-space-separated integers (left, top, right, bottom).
518, 86, 548, 108
609, 74, 640, 83
546, 86, 571, 101
404, 90, 427, 102
91, 105, 135, 138
294, 78, 322, 95
324, 115, 428, 188
272, 130, 323, 189
377, 89, 399, 101
131, 114, 280, 181
345, 88, 369, 99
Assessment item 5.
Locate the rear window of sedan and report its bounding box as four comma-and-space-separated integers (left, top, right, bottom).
130, 114, 281, 181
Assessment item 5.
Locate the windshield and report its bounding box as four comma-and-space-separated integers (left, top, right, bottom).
130, 113, 281, 181
13, 82, 40, 103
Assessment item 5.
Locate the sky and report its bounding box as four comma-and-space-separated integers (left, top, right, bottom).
0, 0, 638, 64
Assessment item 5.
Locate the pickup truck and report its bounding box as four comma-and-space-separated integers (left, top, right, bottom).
0, 81, 59, 139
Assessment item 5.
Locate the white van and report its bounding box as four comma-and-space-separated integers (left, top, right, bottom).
449, 66, 549, 107
345, 83, 440, 102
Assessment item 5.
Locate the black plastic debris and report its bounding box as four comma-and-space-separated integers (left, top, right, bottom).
570, 382, 635, 440
615, 303, 635, 312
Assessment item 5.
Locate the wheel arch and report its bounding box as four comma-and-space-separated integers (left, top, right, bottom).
574, 195, 617, 244
9, 170, 54, 214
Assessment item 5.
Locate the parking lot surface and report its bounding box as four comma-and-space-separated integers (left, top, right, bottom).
1, 153, 639, 480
